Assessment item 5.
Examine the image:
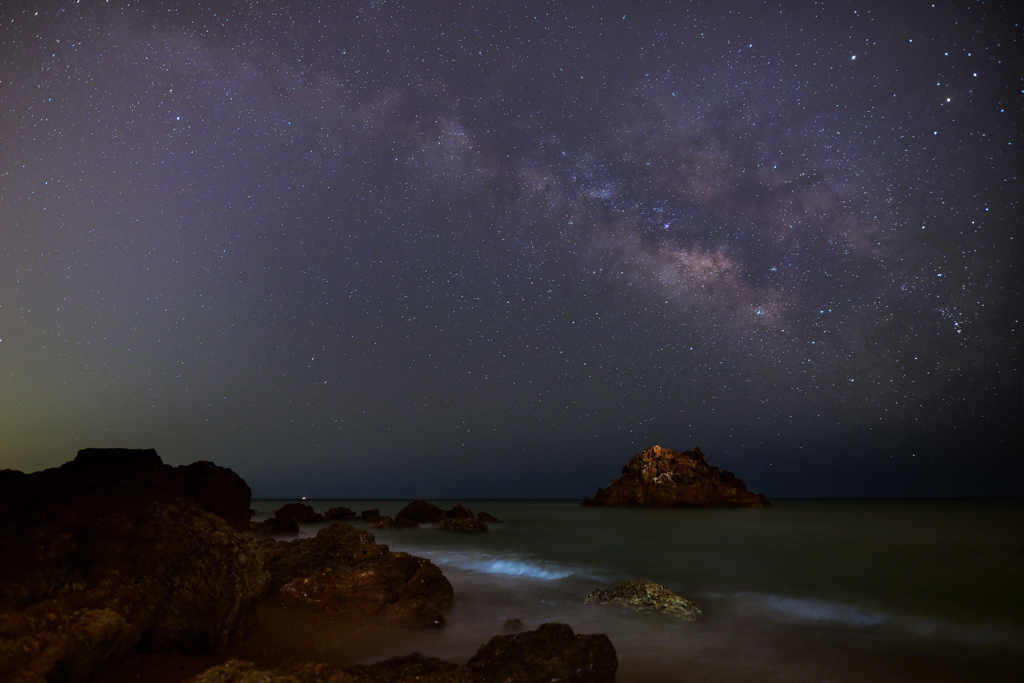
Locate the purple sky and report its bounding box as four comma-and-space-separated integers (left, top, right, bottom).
2, 0, 1021, 497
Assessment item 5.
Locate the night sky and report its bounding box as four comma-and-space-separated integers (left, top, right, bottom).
2, 1, 1021, 498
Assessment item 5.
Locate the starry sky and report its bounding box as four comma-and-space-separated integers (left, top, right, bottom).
2, 1, 1021, 498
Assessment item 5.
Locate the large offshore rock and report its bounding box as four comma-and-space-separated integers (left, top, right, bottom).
266, 522, 453, 628
581, 444, 770, 507
0, 449, 269, 682
585, 579, 703, 620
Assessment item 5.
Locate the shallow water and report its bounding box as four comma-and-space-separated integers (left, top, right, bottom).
252, 499, 1024, 682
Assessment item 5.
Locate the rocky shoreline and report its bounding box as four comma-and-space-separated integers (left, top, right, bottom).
0, 449, 617, 683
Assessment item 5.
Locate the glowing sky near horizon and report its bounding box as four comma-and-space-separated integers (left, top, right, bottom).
1, 0, 1021, 498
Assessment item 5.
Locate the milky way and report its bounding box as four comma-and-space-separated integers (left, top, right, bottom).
1, 1, 1021, 497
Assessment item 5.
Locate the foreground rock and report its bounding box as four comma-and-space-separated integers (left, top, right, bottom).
188, 623, 616, 683
264, 522, 453, 628
581, 444, 770, 507
465, 622, 617, 682
0, 449, 267, 683
585, 579, 702, 620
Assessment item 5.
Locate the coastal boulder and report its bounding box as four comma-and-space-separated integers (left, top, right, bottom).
393, 500, 491, 532
189, 623, 617, 683
395, 499, 445, 523
324, 506, 356, 521
467, 622, 618, 682
0, 449, 269, 682
273, 503, 326, 524
266, 522, 453, 628
372, 515, 418, 530
0, 602, 135, 683
585, 579, 702, 620
581, 445, 770, 507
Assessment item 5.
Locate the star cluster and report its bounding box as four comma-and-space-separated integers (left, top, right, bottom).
1, 1, 1021, 497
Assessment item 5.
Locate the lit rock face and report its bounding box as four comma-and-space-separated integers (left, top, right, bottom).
585, 580, 702, 620
581, 444, 770, 508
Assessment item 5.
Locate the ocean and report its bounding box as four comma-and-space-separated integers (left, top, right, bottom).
250, 499, 1024, 682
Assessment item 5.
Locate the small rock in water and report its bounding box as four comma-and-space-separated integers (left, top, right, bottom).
273, 503, 326, 523
585, 579, 702, 620
324, 506, 356, 521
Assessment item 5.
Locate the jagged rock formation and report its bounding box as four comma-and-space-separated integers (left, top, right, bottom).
581, 444, 770, 507
585, 579, 702, 620
188, 623, 617, 683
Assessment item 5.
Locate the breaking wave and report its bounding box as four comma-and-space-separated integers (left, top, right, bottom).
409, 548, 596, 581
724, 591, 1024, 649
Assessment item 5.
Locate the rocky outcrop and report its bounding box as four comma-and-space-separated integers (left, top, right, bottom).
465, 622, 617, 682
585, 579, 702, 620
273, 503, 326, 524
0, 449, 268, 683
324, 506, 356, 521
390, 500, 491, 532
188, 623, 616, 683
265, 522, 453, 628
395, 499, 446, 523
581, 444, 770, 507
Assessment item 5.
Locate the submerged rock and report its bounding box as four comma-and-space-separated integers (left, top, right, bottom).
467, 622, 617, 682
438, 516, 489, 532
371, 515, 417, 530
265, 522, 453, 628
585, 579, 702, 620
581, 444, 770, 508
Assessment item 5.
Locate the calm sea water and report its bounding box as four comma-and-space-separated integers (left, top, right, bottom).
251, 499, 1024, 682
